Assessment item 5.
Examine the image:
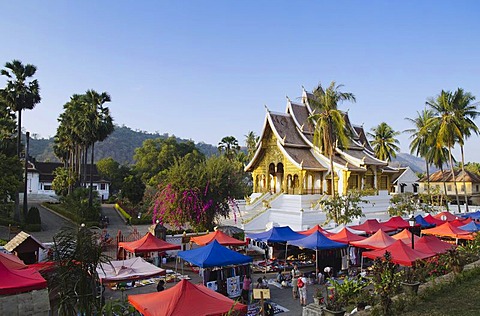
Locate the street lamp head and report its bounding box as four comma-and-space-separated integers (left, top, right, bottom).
408, 214, 416, 227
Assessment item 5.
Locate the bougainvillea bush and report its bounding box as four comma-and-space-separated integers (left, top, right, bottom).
150, 155, 249, 231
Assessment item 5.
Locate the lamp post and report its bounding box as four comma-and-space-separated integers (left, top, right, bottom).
409, 214, 416, 249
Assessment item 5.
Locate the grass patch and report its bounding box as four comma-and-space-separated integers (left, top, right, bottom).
400, 267, 480, 316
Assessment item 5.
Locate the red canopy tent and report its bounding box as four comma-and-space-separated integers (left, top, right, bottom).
349, 219, 396, 234
433, 211, 459, 222
128, 279, 247, 316
0, 261, 47, 295
423, 214, 446, 226
450, 218, 472, 227
421, 222, 474, 240
350, 229, 397, 250
299, 225, 332, 236
118, 233, 181, 254
383, 216, 412, 230
0, 252, 26, 270
190, 230, 246, 246
414, 235, 454, 254
328, 227, 366, 244
392, 229, 420, 245
362, 240, 435, 266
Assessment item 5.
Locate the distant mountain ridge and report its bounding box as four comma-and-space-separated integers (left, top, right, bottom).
28, 126, 427, 173
390, 152, 430, 174
28, 125, 218, 165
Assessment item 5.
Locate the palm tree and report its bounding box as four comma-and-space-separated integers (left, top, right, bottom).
307, 82, 356, 197
82, 90, 114, 207
0, 60, 41, 156
405, 109, 435, 200
244, 131, 259, 161
0, 60, 41, 221
368, 122, 400, 162
451, 89, 478, 212
426, 90, 463, 212
218, 136, 240, 160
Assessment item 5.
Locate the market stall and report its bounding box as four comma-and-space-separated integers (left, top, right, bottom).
190, 230, 246, 246
414, 235, 454, 254
128, 279, 247, 316
96, 257, 165, 284
349, 219, 396, 234
0, 260, 47, 295
350, 229, 397, 250
421, 222, 475, 241
392, 229, 420, 245
177, 240, 252, 298
117, 232, 180, 263
362, 240, 435, 266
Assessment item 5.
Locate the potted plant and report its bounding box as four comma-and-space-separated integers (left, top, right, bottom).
400, 267, 421, 295
313, 287, 324, 305
323, 284, 346, 316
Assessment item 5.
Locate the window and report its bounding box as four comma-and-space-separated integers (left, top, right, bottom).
100, 183, 106, 190
44, 184, 52, 190
447, 184, 452, 191
477, 185, 479, 192
92, 185, 98, 191
379, 176, 388, 190
461, 185, 465, 192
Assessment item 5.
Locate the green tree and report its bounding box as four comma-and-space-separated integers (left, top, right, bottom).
152, 155, 248, 230
308, 82, 356, 197
96, 157, 130, 194
218, 136, 241, 160
319, 190, 367, 225
451, 89, 478, 212
0, 99, 22, 213
463, 162, 480, 176
82, 90, 114, 208
121, 174, 146, 206
368, 122, 400, 162
244, 131, 259, 161
52, 166, 77, 197
426, 90, 466, 212
46, 226, 109, 315
405, 109, 435, 201
0, 60, 41, 221
134, 137, 202, 185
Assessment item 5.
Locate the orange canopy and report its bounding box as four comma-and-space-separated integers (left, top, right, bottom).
328, 227, 366, 244
190, 230, 246, 246
414, 235, 454, 254
128, 279, 247, 316
362, 240, 435, 266
392, 229, 420, 245
421, 222, 474, 240
349, 219, 396, 234
299, 225, 332, 236
350, 229, 397, 250
119, 233, 181, 254
0, 252, 26, 270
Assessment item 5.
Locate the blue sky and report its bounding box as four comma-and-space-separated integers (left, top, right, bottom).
2, 1, 480, 162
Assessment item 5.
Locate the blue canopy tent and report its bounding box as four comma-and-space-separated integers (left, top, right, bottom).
247, 226, 305, 243
247, 226, 305, 273
177, 240, 252, 268
177, 240, 252, 285
461, 210, 480, 220
458, 221, 480, 232
288, 231, 347, 272
415, 215, 435, 228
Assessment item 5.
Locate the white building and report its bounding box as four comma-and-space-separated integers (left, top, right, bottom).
27, 161, 110, 200
390, 167, 419, 194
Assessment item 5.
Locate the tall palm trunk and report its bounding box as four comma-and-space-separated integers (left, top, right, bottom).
425, 162, 431, 204
88, 142, 95, 208
14, 110, 22, 221
441, 166, 449, 211
329, 150, 335, 198
460, 145, 469, 212
448, 147, 461, 213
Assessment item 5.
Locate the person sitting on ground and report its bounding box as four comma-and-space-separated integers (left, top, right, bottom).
256, 277, 264, 289
276, 271, 284, 283
157, 280, 165, 292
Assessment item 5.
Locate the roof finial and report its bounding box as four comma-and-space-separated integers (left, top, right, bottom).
264, 104, 269, 111
286, 95, 291, 102
282, 135, 286, 142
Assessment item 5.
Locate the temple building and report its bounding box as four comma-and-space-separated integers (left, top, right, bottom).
245, 88, 397, 197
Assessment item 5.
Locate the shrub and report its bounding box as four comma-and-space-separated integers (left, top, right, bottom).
25, 224, 42, 232
26, 206, 42, 225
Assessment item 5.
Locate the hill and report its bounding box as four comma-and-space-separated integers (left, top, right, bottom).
28, 125, 218, 165
389, 152, 430, 174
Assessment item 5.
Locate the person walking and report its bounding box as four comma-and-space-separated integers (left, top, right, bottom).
291, 264, 300, 299
241, 275, 252, 304
298, 273, 308, 306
